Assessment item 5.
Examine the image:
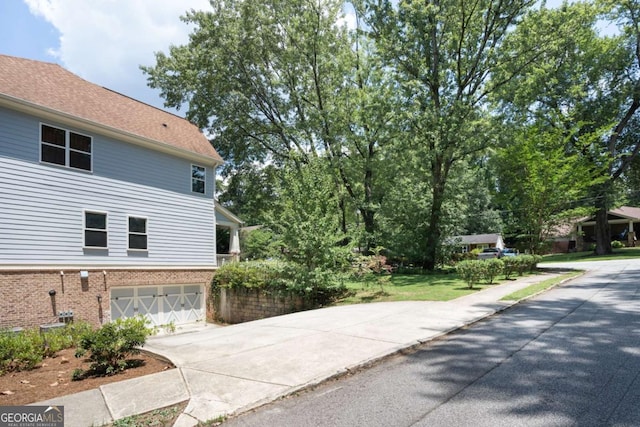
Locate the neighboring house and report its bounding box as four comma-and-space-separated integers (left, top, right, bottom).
549, 206, 640, 253
215, 202, 243, 265
449, 233, 505, 253
0, 54, 239, 329
575, 206, 640, 251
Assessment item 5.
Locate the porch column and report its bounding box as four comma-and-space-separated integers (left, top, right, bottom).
628, 221, 636, 247
577, 223, 584, 251
230, 226, 240, 261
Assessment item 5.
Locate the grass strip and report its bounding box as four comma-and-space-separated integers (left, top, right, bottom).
500, 271, 583, 301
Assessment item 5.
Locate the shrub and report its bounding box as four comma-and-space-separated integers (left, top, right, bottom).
42, 321, 93, 357
0, 322, 94, 375
513, 255, 541, 275
612, 240, 625, 249
502, 257, 519, 279
456, 260, 486, 289
483, 258, 504, 284
351, 253, 393, 293
74, 316, 153, 377
0, 329, 42, 374
212, 260, 351, 308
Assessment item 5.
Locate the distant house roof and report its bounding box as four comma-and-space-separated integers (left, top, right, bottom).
577, 206, 640, 224
0, 54, 222, 164
450, 233, 503, 245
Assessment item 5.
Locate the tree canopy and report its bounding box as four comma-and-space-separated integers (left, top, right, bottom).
143, 0, 640, 269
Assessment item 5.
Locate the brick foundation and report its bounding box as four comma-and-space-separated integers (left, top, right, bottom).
0, 268, 215, 329
212, 287, 306, 324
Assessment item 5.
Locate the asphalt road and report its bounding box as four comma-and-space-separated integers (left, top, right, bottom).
223, 260, 640, 427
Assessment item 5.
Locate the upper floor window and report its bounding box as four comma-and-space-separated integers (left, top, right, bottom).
84, 211, 107, 248
128, 216, 148, 250
41, 124, 92, 171
192, 165, 205, 194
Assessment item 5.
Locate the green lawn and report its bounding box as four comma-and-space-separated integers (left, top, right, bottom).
540, 247, 640, 263
337, 273, 527, 304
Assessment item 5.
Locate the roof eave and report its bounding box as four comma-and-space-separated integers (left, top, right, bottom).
215, 201, 244, 225
0, 93, 224, 167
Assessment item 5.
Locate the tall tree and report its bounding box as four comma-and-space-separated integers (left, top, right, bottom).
355, 0, 540, 269
491, 123, 597, 253
142, 0, 392, 251
494, 1, 640, 254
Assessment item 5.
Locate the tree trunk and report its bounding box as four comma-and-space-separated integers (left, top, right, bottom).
594, 204, 612, 255
424, 160, 447, 270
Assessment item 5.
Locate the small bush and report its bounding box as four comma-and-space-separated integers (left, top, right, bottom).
514, 255, 540, 275
502, 257, 519, 279
74, 316, 152, 377
42, 321, 93, 357
483, 258, 504, 284
0, 330, 42, 374
456, 260, 486, 289
612, 240, 625, 249
0, 322, 94, 375
351, 253, 393, 293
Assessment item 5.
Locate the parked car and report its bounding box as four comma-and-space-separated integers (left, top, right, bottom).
477, 247, 502, 260
501, 248, 518, 257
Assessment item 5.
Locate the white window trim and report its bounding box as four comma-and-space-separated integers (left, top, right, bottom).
83, 210, 108, 249
191, 164, 206, 194
127, 215, 149, 251
40, 122, 93, 172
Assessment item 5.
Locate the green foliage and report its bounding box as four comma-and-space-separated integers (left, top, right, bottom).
0, 322, 93, 375
612, 240, 625, 249
491, 124, 597, 254
241, 227, 282, 261
144, 0, 391, 255
495, 1, 640, 254
513, 255, 541, 276
41, 321, 93, 357
74, 316, 152, 377
350, 249, 394, 293
483, 258, 505, 284
0, 329, 42, 374
268, 160, 353, 271
502, 256, 519, 280
456, 260, 486, 289
212, 260, 351, 307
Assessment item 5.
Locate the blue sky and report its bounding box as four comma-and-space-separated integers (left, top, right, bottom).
0, 0, 612, 115
0, 0, 210, 111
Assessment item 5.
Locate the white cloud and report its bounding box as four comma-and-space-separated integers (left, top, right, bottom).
23, 0, 211, 109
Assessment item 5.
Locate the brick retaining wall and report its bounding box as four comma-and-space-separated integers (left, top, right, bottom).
212, 287, 306, 324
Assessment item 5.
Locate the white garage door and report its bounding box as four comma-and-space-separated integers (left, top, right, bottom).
110, 284, 204, 326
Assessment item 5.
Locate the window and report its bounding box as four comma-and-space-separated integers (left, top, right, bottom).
41, 124, 92, 171
192, 165, 205, 194
84, 211, 107, 248
128, 216, 148, 250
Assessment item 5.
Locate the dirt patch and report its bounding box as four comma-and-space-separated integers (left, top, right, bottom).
0, 347, 174, 405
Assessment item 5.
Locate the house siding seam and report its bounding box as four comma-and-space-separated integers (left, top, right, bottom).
0, 269, 215, 329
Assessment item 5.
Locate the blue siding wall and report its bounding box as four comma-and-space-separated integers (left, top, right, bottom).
0, 107, 216, 266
